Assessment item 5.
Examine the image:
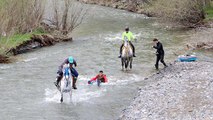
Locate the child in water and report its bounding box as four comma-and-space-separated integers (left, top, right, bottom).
88, 70, 108, 87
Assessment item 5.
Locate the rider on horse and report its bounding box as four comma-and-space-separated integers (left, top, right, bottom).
118, 27, 136, 58
55, 56, 79, 89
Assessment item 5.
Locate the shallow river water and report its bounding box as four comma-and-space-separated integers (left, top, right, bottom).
0, 3, 212, 120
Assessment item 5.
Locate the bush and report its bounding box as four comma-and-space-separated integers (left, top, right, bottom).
145, 0, 206, 27
0, 0, 45, 36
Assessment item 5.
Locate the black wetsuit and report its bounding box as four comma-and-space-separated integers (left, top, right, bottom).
153, 42, 167, 69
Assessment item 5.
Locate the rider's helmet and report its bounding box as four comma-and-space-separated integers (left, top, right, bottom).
68, 56, 74, 63
125, 26, 129, 32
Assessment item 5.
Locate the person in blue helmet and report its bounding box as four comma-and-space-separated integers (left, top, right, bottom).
54, 56, 79, 89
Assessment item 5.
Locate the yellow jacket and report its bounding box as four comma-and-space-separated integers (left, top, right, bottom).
122, 31, 135, 41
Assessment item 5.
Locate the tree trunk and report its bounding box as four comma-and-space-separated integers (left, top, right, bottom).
61, 0, 70, 33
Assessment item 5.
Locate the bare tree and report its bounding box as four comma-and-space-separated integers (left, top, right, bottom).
0, 0, 45, 36
49, 0, 87, 36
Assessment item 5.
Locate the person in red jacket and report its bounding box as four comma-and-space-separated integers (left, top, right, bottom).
88, 70, 108, 87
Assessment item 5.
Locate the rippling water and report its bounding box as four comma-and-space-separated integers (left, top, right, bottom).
0, 2, 212, 120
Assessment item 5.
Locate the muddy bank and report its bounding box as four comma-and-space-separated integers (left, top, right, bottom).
6, 34, 72, 56
0, 55, 10, 63
186, 28, 213, 51
119, 61, 213, 120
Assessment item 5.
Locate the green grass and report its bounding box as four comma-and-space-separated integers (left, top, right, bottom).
204, 2, 213, 20
0, 29, 46, 54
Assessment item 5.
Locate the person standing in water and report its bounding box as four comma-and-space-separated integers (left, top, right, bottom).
153, 38, 167, 70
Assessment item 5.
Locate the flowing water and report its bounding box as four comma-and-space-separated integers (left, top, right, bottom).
0, 3, 212, 120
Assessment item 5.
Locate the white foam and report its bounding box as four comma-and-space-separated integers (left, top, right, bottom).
44, 86, 106, 104
72, 88, 106, 103
44, 74, 142, 104
23, 57, 38, 62
104, 32, 142, 43
79, 74, 142, 86
106, 74, 142, 86
45, 88, 61, 103
0, 66, 10, 69
104, 33, 122, 42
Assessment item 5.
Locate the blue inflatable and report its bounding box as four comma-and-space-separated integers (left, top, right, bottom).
178, 55, 197, 62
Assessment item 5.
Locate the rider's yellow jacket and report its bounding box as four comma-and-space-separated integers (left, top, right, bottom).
122, 31, 135, 41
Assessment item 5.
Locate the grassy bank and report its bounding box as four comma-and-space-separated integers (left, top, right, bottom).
204, 2, 213, 20
0, 30, 45, 55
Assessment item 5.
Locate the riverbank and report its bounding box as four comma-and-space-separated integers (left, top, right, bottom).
119, 61, 213, 119
79, 0, 213, 51
186, 27, 213, 51
0, 33, 72, 63
79, 0, 213, 24
0, 55, 10, 63
78, 0, 148, 15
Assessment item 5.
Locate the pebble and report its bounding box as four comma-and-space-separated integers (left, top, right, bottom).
119, 62, 213, 120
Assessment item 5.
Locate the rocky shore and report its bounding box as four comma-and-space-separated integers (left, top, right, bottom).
119, 61, 213, 120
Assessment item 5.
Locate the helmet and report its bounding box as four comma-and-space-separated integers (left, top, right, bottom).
125, 26, 129, 31
68, 56, 74, 63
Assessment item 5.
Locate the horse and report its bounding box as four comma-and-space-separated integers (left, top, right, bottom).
121, 39, 133, 70
59, 64, 72, 103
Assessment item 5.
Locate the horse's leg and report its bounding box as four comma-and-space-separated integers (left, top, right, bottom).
125, 60, 129, 70
60, 93, 63, 103
121, 58, 124, 70
60, 80, 64, 103
130, 58, 132, 69
69, 76, 72, 102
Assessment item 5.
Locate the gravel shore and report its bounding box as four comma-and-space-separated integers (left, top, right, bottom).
119, 62, 213, 120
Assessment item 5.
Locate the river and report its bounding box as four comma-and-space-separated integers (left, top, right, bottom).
0, 2, 212, 120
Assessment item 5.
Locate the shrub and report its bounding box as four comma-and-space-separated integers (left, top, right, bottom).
145, 0, 206, 27
0, 0, 45, 36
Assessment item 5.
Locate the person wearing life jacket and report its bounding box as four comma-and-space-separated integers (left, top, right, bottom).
55, 56, 79, 89
118, 27, 136, 58
88, 70, 108, 86
152, 38, 167, 70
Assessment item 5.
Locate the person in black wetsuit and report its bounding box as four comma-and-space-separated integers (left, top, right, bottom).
153, 38, 167, 70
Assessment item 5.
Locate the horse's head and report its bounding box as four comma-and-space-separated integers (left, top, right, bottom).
63, 64, 70, 80
124, 37, 129, 47
122, 37, 133, 58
